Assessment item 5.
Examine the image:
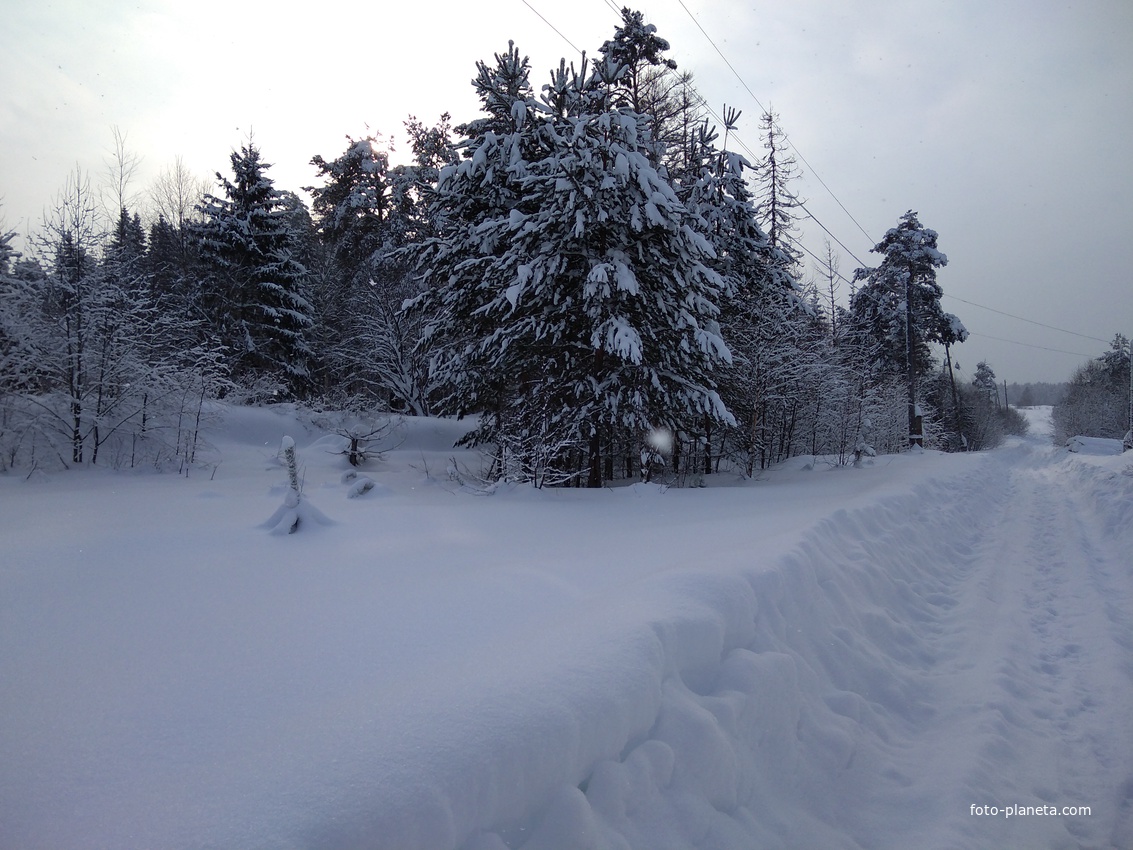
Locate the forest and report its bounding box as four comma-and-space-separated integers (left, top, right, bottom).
2, 8, 1126, 482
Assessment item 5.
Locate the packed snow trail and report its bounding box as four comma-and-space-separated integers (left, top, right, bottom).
945, 443, 1133, 849
1, 406, 1131, 849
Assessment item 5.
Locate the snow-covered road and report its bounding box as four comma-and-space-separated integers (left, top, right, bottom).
928, 443, 1133, 849
1, 407, 1130, 849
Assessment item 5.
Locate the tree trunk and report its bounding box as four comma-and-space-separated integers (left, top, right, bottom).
703, 415, 712, 476
587, 429, 602, 489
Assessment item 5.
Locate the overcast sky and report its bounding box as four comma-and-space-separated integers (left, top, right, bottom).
2, 0, 1130, 384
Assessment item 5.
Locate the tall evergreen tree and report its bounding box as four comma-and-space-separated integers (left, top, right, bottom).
310, 136, 394, 278
752, 109, 805, 276
598, 7, 677, 114
105, 207, 147, 293
0, 220, 19, 277
597, 7, 684, 167
308, 132, 438, 412
195, 143, 314, 391
850, 210, 964, 447
675, 110, 800, 473
411, 49, 733, 486
0, 216, 23, 407
145, 215, 181, 295
972, 360, 999, 407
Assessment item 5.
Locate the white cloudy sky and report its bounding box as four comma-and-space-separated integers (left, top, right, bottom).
2, 0, 1130, 383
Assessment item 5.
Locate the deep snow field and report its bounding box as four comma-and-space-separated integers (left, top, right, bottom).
2, 406, 1131, 850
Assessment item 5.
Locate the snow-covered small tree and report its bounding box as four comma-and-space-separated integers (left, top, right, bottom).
261, 436, 332, 534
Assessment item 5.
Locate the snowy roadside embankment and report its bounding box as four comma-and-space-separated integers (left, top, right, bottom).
1, 406, 1130, 849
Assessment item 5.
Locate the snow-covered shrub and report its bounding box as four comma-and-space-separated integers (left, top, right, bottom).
1052, 335, 1130, 445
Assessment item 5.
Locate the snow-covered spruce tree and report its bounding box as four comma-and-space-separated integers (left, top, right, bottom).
406, 42, 540, 438
307, 135, 394, 399
195, 143, 314, 393
309, 136, 395, 282
0, 216, 18, 361
0, 215, 18, 275
145, 215, 190, 307
972, 360, 999, 408
964, 362, 1004, 450
410, 49, 733, 486
0, 218, 21, 467
850, 210, 964, 448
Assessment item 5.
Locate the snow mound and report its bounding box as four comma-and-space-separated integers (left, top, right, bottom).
1065, 435, 1123, 455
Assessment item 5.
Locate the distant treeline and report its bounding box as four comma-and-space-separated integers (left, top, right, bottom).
1005, 383, 1067, 407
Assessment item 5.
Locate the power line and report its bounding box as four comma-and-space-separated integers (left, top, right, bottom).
518, 0, 582, 55
796, 201, 869, 269
599, 0, 622, 18
966, 332, 1096, 360
941, 294, 1110, 344
668, 5, 1116, 355
670, 0, 874, 245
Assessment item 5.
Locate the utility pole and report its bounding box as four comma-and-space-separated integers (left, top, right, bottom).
945, 342, 965, 450
1126, 331, 1133, 451
906, 270, 923, 448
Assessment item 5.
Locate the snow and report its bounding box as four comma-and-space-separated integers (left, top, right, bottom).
1, 405, 1131, 850
1065, 435, 1125, 455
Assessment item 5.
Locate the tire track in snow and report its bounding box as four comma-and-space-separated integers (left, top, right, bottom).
938, 447, 1133, 850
